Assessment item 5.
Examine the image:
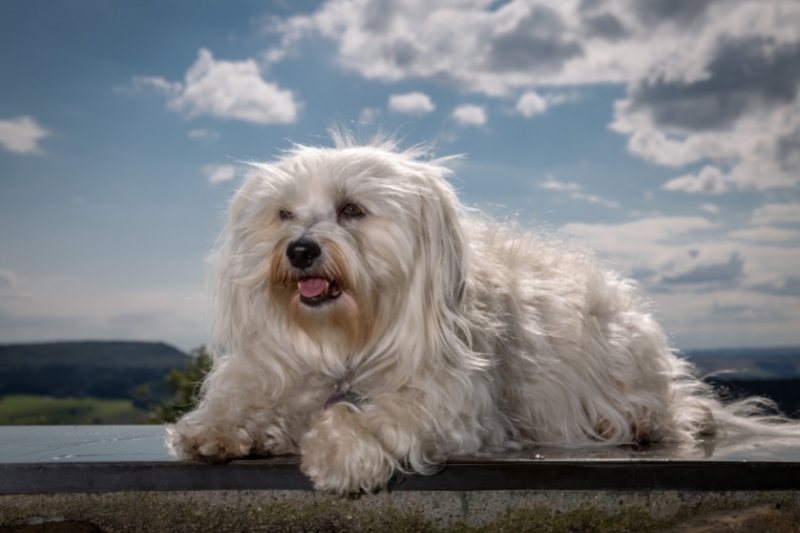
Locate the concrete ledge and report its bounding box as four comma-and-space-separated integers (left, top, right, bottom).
2, 427, 799, 531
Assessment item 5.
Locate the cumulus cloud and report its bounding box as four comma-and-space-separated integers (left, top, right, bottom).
751, 203, 800, 226
0, 116, 50, 155
270, 1, 797, 91
662, 253, 744, 286
752, 276, 800, 297
662, 166, 729, 195
729, 226, 800, 244
565, 216, 718, 274
269, 0, 800, 193
127, 76, 181, 96
539, 176, 619, 208
269, 0, 637, 94
387, 91, 435, 115
202, 164, 237, 184
539, 176, 581, 192
515, 90, 578, 118
133, 49, 299, 125
613, 42, 800, 193
516, 91, 548, 118
561, 216, 790, 295
188, 128, 219, 142
557, 214, 800, 346
452, 105, 487, 127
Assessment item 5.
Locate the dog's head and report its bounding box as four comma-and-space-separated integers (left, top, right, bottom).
212, 138, 473, 377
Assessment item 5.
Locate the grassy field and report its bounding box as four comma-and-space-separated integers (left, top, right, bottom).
0, 394, 147, 425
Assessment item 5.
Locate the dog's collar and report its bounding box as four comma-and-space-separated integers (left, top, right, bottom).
324, 380, 363, 409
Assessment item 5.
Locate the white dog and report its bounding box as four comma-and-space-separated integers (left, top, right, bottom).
168, 135, 796, 493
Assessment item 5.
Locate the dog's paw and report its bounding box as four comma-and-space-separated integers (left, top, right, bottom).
300, 405, 395, 494
166, 420, 254, 464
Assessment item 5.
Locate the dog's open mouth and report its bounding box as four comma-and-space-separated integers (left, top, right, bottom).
297, 277, 343, 307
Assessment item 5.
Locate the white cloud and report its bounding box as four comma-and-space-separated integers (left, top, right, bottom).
268, 0, 634, 94
202, 164, 237, 184
134, 49, 299, 125
563, 215, 800, 300
565, 216, 718, 268
539, 176, 580, 192
516, 90, 548, 118
128, 76, 181, 96
653, 289, 800, 349
608, 11, 800, 194
539, 176, 619, 208
270, 1, 800, 193
452, 105, 487, 127
517, 90, 581, 118
559, 215, 800, 347
270, 1, 797, 92
662, 165, 730, 195
751, 203, 800, 226
729, 226, 800, 244
561, 216, 772, 299
188, 128, 219, 142
700, 203, 720, 215
387, 92, 435, 115
0, 116, 50, 155
570, 191, 620, 209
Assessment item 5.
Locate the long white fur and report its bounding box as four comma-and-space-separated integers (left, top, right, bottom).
167, 134, 799, 493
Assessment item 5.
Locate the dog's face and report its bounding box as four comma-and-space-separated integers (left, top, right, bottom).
265, 148, 421, 349
220, 145, 466, 359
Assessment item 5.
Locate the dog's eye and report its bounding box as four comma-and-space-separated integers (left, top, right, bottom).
279, 209, 293, 221
339, 203, 366, 219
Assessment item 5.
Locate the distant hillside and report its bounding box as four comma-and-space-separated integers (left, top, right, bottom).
0, 341, 188, 369
684, 346, 800, 380
0, 341, 189, 401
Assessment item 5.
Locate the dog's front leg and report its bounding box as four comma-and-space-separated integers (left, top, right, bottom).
300, 393, 435, 494
166, 357, 297, 463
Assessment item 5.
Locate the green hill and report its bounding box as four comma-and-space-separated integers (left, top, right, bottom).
0, 341, 188, 369
0, 341, 189, 402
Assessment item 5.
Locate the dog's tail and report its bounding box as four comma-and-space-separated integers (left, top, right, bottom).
708, 396, 800, 438
671, 356, 800, 440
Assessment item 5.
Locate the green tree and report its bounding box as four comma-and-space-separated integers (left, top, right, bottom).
150, 345, 213, 423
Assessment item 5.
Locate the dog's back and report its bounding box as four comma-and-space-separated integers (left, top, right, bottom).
462, 215, 798, 447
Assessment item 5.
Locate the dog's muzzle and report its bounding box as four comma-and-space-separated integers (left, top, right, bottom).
286, 238, 344, 307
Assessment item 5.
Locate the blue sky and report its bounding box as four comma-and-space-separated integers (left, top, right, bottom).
1, 0, 799, 351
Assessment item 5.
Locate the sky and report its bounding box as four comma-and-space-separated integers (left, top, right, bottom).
1, 0, 799, 352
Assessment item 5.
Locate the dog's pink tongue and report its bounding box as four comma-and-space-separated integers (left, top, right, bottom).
298, 277, 329, 298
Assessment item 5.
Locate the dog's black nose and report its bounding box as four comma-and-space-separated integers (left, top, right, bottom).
286, 239, 321, 269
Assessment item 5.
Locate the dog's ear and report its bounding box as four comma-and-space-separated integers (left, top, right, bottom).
209, 168, 278, 358
415, 172, 467, 309
406, 165, 490, 372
